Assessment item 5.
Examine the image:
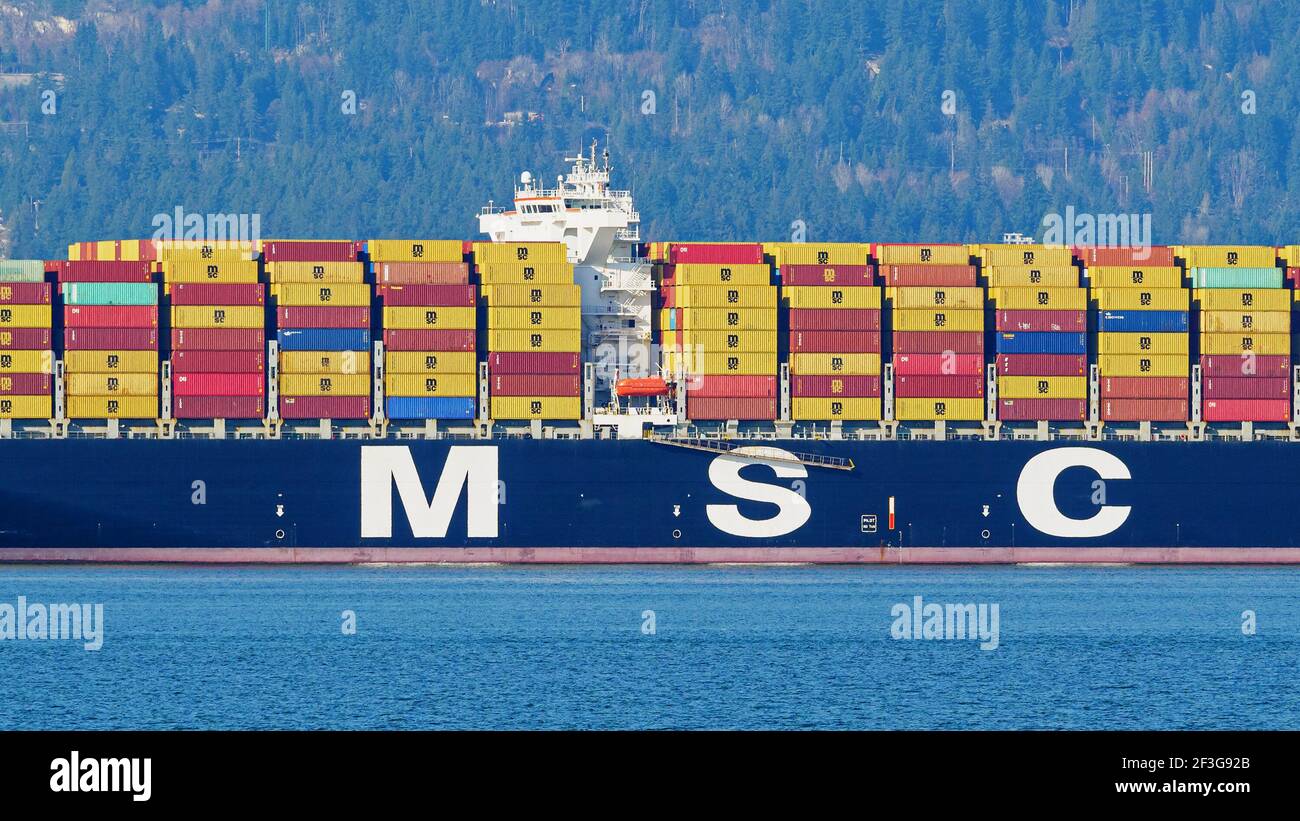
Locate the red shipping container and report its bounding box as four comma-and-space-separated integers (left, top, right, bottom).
895, 353, 984, 376
385, 329, 476, 352
64, 305, 158, 328
1100, 377, 1188, 399
779, 265, 873, 287
658, 287, 677, 309
1202, 377, 1289, 399
1075, 246, 1174, 266
490, 374, 581, 396
880, 265, 977, 287
892, 331, 983, 353
789, 331, 881, 353
1199, 354, 1289, 378
683, 374, 776, 398
0, 283, 52, 304
998, 398, 1086, 421
995, 309, 1085, 332
685, 397, 776, 420
171, 328, 264, 351
788, 308, 880, 331
174, 372, 265, 397
1101, 399, 1187, 421
791, 375, 881, 397
65, 328, 158, 350
279, 395, 370, 419
895, 374, 984, 398
996, 354, 1086, 376
53, 261, 154, 282
1287, 268, 1300, 289
173, 350, 265, 373
667, 243, 765, 265
374, 262, 470, 285
486, 352, 579, 374
0, 373, 51, 394
378, 284, 477, 307
174, 395, 265, 419
1203, 399, 1289, 422
277, 306, 370, 329
169, 283, 264, 305
262, 240, 357, 262
0, 328, 52, 349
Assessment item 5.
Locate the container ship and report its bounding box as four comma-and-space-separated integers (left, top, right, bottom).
4, 145, 1300, 563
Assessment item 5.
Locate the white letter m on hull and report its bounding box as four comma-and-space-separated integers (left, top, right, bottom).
361, 446, 499, 538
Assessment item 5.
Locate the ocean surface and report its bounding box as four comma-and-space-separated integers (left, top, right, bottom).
0, 565, 1297, 730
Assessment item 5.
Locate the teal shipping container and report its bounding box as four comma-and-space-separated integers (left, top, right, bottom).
0, 260, 47, 282
62, 282, 159, 305
1190, 267, 1283, 288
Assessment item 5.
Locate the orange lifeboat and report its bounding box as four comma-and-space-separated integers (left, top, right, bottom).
615, 377, 669, 397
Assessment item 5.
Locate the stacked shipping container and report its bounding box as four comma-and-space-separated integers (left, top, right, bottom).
162, 243, 265, 419
771, 243, 879, 421
1088, 246, 1189, 421
476, 242, 582, 420
372, 240, 478, 421
0, 261, 53, 420
880, 243, 983, 421
267, 241, 370, 420
655, 243, 776, 420
986, 245, 1087, 421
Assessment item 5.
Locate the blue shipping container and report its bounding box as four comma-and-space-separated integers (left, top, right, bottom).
386, 396, 476, 420
1098, 310, 1189, 333
994, 332, 1087, 355
277, 328, 370, 351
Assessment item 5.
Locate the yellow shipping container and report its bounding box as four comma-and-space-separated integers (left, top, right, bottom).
1200, 333, 1289, 356
481, 284, 581, 306
1177, 245, 1277, 268
663, 350, 776, 375
386, 373, 477, 397
476, 264, 575, 284
662, 308, 777, 330
155, 240, 256, 262
280, 351, 370, 374
1201, 311, 1290, 334
473, 242, 568, 265
490, 396, 581, 420
791, 397, 881, 421
978, 245, 1073, 267
266, 261, 366, 283
998, 376, 1088, 399
789, 353, 882, 375
66, 373, 158, 396
1097, 333, 1189, 355
0, 395, 52, 418
170, 306, 264, 328
487, 307, 581, 330
893, 308, 982, 332
895, 397, 984, 421
676, 285, 777, 308
990, 287, 1086, 311
875, 244, 969, 266
64, 351, 156, 372
381, 306, 476, 330
768, 243, 869, 267
984, 267, 1079, 287
1092, 288, 1187, 311
677, 330, 777, 353
279, 373, 370, 396
488, 329, 581, 352
1198, 289, 1291, 311
669, 264, 771, 285
889, 287, 983, 309
66, 396, 157, 418
1088, 266, 1185, 288
1098, 354, 1188, 378
366, 239, 462, 263
66, 243, 81, 261
384, 351, 476, 374
163, 260, 260, 283
1280, 245, 1300, 266
0, 349, 53, 373
274, 283, 370, 307
784, 286, 878, 309
0, 305, 52, 327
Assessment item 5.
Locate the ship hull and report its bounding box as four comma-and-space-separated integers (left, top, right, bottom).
3, 438, 1300, 563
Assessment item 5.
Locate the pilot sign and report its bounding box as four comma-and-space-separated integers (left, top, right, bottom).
861, 514, 878, 534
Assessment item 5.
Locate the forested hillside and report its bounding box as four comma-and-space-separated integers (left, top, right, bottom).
0, 0, 1297, 258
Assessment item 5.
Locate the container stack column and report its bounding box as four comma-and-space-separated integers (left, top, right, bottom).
0, 260, 54, 422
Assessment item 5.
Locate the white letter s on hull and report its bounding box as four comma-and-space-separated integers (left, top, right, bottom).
706, 448, 812, 538
1017, 447, 1131, 538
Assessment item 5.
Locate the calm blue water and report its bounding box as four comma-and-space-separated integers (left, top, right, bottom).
0, 565, 1296, 729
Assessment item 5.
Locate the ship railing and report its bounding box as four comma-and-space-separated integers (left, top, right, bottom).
649, 436, 854, 470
